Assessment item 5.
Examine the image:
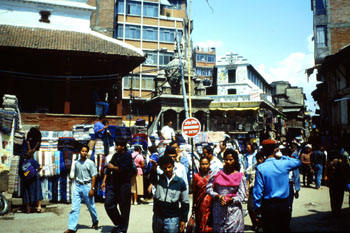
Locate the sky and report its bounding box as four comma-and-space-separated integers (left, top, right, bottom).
191, 0, 319, 114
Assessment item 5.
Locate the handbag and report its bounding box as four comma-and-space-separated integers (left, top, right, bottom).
22, 160, 37, 180
186, 211, 196, 233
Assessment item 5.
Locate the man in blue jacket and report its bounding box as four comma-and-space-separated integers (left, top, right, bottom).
150, 150, 189, 233
253, 139, 301, 232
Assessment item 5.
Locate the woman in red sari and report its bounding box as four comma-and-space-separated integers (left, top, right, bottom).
193, 156, 213, 232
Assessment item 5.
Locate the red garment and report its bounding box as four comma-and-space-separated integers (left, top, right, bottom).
193, 172, 213, 232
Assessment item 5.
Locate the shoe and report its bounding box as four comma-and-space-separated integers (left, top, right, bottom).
36, 208, 42, 213
63, 230, 76, 233
91, 221, 98, 229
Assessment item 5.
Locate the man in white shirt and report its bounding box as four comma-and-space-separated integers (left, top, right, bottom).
161, 121, 176, 144
203, 145, 223, 173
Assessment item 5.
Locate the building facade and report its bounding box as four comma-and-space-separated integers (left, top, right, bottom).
310, 0, 350, 144
207, 53, 283, 143
271, 81, 307, 141
0, 0, 145, 130
89, 0, 189, 122
193, 46, 216, 85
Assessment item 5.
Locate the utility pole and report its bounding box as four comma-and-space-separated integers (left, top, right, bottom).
176, 32, 189, 119
187, 0, 192, 117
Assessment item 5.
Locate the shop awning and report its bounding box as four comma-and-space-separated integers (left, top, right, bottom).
209, 107, 259, 111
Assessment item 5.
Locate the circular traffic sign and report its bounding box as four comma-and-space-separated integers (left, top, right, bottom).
182, 117, 201, 137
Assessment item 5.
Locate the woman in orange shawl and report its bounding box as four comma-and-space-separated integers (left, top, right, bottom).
193, 156, 213, 232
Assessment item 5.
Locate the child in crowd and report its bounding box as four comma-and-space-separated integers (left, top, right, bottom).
64, 145, 98, 233
150, 153, 189, 233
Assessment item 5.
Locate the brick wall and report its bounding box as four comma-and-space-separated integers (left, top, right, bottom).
89, 0, 115, 37
329, 0, 350, 24
330, 27, 350, 54
329, 0, 350, 54
21, 113, 122, 131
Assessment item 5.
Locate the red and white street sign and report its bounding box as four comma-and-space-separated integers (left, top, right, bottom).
182, 117, 201, 137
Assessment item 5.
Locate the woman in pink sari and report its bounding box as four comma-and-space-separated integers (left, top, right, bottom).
207, 148, 247, 233
193, 156, 213, 232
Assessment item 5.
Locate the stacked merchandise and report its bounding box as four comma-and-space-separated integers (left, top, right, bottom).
0, 94, 24, 197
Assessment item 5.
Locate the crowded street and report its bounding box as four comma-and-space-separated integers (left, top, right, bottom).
0, 185, 349, 233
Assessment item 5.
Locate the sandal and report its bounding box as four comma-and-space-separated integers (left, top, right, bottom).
36, 208, 42, 213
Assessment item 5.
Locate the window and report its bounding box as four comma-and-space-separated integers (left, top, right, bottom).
142, 76, 155, 90
228, 89, 237, 95
168, 0, 182, 9
196, 54, 216, 63
159, 52, 173, 66
125, 25, 140, 39
315, 0, 326, 15
123, 76, 140, 89
316, 26, 327, 48
208, 55, 215, 63
143, 26, 158, 41
117, 0, 125, 13
127, 1, 141, 16
143, 2, 158, 17
117, 24, 124, 39
160, 28, 175, 42
145, 52, 157, 65
228, 69, 236, 83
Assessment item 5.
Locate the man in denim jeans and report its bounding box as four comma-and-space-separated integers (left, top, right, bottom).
150, 151, 189, 233
311, 144, 326, 189
64, 145, 98, 233
92, 87, 109, 116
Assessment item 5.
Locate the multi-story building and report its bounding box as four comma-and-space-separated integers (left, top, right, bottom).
90, 0, 189, 123
207, 52, 283, 143
193, 46, 216, 85
271, 81, 306, 141
310, 0, 350, 143
311, 0, 350, 64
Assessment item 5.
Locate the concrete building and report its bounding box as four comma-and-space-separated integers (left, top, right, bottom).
0, 0, 145, 130
271, 81, 306, 141
193, 46, 216, 85
89, 0, 189, 124
309, 0, 350, 144
207, 52, 283, 142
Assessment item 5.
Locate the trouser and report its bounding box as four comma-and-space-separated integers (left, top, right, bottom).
287, 182, 295, 227
68, 182, 98, 231
329, 182, 345, 216
247, 187, 258, 228
302, 165, 313, 186
152, 215, 179, 233
261, 198, 290, 232
313, 164, 323, 188
105, 183, 131, 233
96, 101, 109, 116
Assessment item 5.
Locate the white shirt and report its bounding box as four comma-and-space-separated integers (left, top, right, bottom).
210, 156, 223, 173
161, 125, 175, 141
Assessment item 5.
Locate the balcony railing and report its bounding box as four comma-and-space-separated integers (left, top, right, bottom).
209, 93, 273, 103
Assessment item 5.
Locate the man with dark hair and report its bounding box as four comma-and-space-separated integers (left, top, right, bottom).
150, 153, 189, 233
253, 139, 301, 232
101, 138, 133, 233
164, 145, 189, 190
217, 140, 227, 163
203, 145, 223, 173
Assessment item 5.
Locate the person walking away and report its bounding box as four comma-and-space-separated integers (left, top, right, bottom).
161, 121, 176, 144
64, 145, 98, 233
149, 153, 189, 233
310, 144, 326, 189
192, 156, 213, 232
20, 148, 43, 213
131, 146, 144, 205
327, 143, 350, 216
253, 139, 301, 232
300, 144, 313, 187
207, 148, 247, 233
101, 138, 134, 233
203, 145, 223, 173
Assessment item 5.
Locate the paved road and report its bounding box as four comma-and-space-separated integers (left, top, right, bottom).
1, 185, 349, 233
